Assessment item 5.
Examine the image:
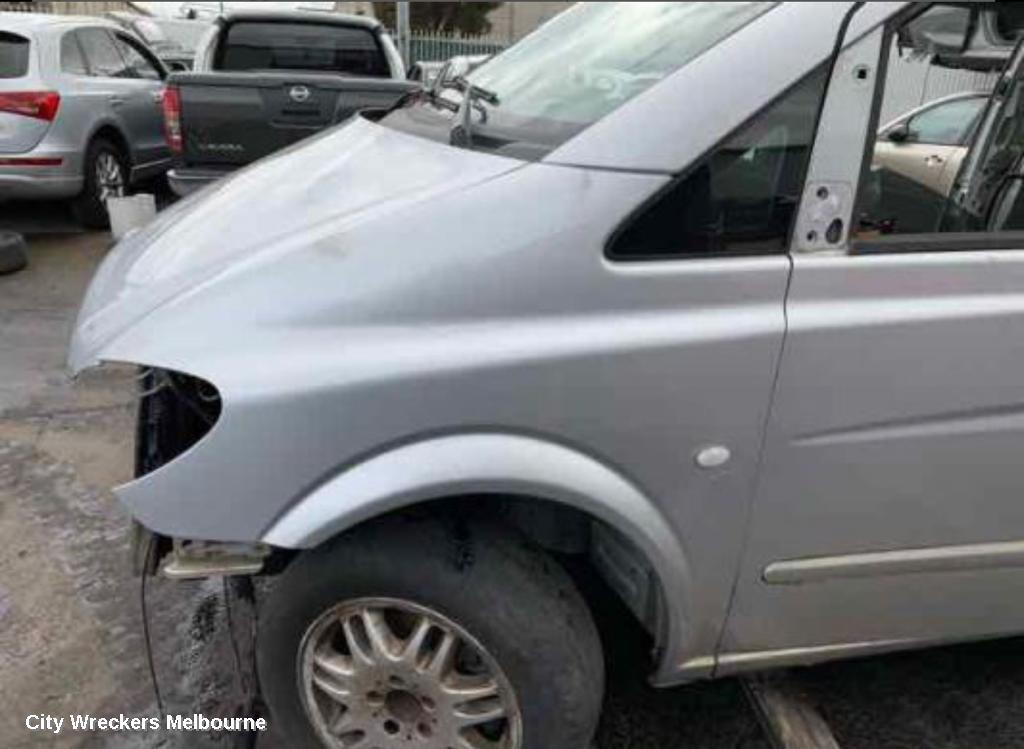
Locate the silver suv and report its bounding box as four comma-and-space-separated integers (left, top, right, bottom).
0, 13, 168, 227
69, 3, 1024, 748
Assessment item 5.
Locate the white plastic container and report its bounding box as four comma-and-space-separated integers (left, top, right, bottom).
108, 194, 157, 240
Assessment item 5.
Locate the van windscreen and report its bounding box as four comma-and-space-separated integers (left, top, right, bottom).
382, 1, 774, 158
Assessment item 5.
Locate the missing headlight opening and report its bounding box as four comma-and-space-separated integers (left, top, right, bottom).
135, 367, 222, 479
132, 369, 270, 579
132, 368, 272, 579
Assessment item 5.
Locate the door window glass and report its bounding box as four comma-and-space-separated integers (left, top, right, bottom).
60, 32, 88, 75
609, 66, 828, 260
78, 28, 131, 78
113, 35, 163, 80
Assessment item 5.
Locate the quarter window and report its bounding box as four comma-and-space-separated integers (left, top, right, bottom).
112, 35, 163, 80
77, 28, 131, 79
60, 32, 88, 75
608, 67, 828, 260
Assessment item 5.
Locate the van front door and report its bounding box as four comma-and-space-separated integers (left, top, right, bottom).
724, 5, 1024, 671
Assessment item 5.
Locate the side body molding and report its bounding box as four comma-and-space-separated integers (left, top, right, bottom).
261, 432, 696, 682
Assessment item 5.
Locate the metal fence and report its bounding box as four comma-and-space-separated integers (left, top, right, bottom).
407, 31, 507, 65
1, 1, 132, 13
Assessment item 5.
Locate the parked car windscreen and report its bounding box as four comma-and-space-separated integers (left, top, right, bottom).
216, 21, 389, 77
0, 31, 29, 78
382, 2, 773, 157
902, 96, 986, 145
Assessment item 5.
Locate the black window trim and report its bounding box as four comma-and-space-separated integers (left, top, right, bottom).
604, 64, 831, 263
852, 231, 1024, 255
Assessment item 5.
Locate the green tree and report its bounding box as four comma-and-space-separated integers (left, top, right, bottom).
374, 2, 503, 34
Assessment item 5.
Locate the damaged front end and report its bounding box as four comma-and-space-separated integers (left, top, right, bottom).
65, 115, 524, 579
131, 367, 268, 578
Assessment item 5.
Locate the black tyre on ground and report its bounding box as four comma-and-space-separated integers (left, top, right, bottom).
72, 137, 129, 229
258, 517, 605, 749
0, 231, 27, 274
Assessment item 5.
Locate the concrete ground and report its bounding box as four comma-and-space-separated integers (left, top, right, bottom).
3, 221, 1024, 748
0, 230, 247, 749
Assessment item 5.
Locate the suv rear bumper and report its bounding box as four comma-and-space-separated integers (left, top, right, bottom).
0, 156, 82, 200
167, 165, 236, 197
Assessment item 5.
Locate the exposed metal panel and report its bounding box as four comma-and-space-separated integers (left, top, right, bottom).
794, 25, 886, 254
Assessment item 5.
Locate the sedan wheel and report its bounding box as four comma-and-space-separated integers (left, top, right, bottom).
95, 151, 126, 205
300, 598, 522, 749
72, 137, 129, 229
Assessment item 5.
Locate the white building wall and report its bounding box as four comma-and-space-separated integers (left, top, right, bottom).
334, 1, 374, 17
487, 1, 571, 42
880, 45, 999, 125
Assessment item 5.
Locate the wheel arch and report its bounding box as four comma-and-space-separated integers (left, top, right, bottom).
260, 432, 697, 683
85, 121, 133, 168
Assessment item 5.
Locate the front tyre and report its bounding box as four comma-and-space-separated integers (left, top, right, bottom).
258, 518, 605, 749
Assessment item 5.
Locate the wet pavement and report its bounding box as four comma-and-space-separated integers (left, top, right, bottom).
1, 223, 1023, 749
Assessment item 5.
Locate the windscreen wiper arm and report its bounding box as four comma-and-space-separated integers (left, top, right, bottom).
452, 76, 499, 106
448, 76, 500, 148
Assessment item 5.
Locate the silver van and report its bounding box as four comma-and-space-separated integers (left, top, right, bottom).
69, 3, 1024, 747
0, 13, 169, 226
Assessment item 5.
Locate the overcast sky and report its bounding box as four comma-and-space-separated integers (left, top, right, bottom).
135, 2, 336, 18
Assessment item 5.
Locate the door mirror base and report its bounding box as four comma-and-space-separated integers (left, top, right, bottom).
888, 124, 910, 143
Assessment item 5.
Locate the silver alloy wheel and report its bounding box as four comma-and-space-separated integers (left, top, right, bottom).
298, 597, 523, 749
95, 151, 125, 206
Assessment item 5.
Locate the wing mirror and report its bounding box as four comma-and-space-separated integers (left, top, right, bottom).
888, 123, 911, 143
